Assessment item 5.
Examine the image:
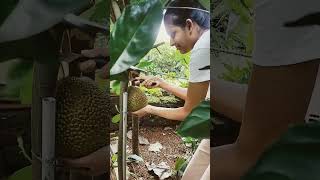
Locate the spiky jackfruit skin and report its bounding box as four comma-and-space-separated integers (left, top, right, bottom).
127, 86, 148, 112
55, 77, 110, 158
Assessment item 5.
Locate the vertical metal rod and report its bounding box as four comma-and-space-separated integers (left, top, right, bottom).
42, 97, 56, 180
122, 92, 128, 180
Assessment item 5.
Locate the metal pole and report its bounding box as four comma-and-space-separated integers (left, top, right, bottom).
122, 92, 128, 180
42, 97, 56, 180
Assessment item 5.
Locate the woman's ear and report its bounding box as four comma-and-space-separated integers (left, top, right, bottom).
185, 19, 194, 34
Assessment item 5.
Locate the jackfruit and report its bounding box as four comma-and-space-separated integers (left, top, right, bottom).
55, 77, 110, 158
127, 86, 148, 112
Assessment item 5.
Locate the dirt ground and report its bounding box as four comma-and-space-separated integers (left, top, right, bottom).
125, 126, 191, 180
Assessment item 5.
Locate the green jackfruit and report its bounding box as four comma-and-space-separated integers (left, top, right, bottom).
55, 77, 110, 158
127, 86, 148, 112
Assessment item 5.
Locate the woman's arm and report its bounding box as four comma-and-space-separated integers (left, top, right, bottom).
134, 81, 209, 120
213, 61, 319, 180
212, 77, 248, 123
137, 75, 188, 100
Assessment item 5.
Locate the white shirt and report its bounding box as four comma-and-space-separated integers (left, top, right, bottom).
189, 30, 210, 99
253, 0, 320, 122
253, 0, 320, 66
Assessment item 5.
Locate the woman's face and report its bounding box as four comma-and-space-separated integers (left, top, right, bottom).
164, 18, 198, 54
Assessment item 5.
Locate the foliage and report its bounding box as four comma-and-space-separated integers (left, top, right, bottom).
0, 0, 108, 102
174, 157, 188, 177
212, 0, 254, 57
88, 0, 110, 25
0, 0, 91, 43
112, 154, 118, 166
213, 0, 253, 85
140, 86, 163, 97
110, 43, 190, 98
109, 0, 163, 75
8, 165, 32, 180
177, 101, 211, 139
0, 60, 33, 104
147, 94, 180, 104
219, 60, 252, 84
198, 0, 210, 10
112, 114, 121, 123
243, 122, 320, 180
182, 137, 199, 152
137, 43, 190, 84
110, 80, 121, 95
0, 0, 18, 26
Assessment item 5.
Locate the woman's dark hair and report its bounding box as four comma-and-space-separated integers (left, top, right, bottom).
164, 0, 210, 29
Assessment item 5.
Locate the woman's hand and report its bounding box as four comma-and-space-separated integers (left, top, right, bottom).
131, 105, 151, 118
135, 75, 164, 89
81, 48, 108, 58
78, 48, 109, 79
58, 146, 109, 176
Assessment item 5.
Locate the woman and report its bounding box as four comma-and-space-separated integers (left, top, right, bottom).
133, 0, 210, 179
212, 1, 320, 179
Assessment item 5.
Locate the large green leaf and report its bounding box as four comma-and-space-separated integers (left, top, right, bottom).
198, 0, 210, 10
8, 165, 32, 180
243, 122, 320, 180
0, 0, 18, 26
0, 0, 91, 43
177, 101, 211, 139
109, 0, 163, 75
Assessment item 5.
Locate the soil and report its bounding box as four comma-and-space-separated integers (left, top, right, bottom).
125, 126, 191, 180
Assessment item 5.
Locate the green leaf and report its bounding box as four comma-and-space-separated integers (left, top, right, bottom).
136, 60, 152, 68
89, 0, 109, 24
109, 0, 163, 75
174, 157, 187, 171
112, 114, 121, 123
213, 1, 229, 19
242, 0, 254, 9
219, 61, 252, 84
0, 60, 33, 102
177, 101, 211, 139
0, 0, 18, 26
198, 0, 210, 10
0, 0, 91, 43
112, 154, 118, 162
111, 80, 121, 95
8, 165, 32, 180
243, 122, 320, 180
19, 65, 33, 104
225, 0, 252, 24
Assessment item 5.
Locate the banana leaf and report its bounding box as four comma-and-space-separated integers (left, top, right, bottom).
177, 101, 211, 139
243, 122, 320, 180
109, 0, 163, 75
0, 0, 92, 43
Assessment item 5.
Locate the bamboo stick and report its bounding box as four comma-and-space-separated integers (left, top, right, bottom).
118, 80, 128, 180
42, 97, 56, 180
31, 61, 59, 180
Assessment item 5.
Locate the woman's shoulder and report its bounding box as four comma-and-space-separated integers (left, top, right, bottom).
193, 30, 210, 51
